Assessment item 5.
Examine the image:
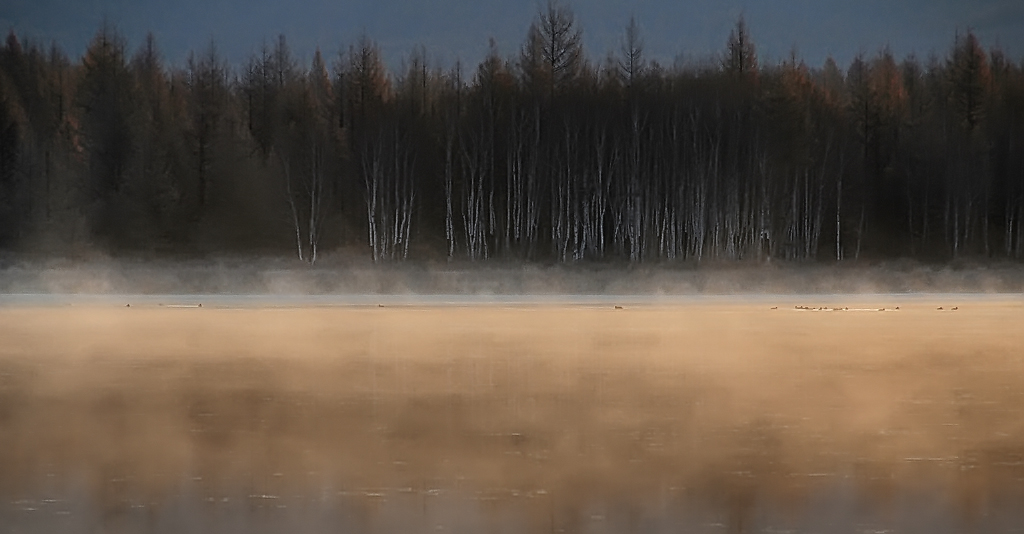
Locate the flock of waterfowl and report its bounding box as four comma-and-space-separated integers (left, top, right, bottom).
774, 304, 958, 312
117, 301, 963, 312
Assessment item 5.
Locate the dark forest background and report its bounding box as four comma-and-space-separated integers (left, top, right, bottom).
2, 4, 1023, 264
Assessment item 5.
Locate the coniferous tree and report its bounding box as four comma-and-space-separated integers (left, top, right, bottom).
181, 40, 231, 235
77, 24, 137, 239
0, 69, 20, 245
618, 17, 645, 90
521, 0, 583, 98
724, 16, 757, 80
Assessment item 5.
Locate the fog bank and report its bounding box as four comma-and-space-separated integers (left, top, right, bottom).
1, 256, 1022, 296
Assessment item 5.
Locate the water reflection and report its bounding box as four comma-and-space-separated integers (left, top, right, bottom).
1, 303, 1023, 532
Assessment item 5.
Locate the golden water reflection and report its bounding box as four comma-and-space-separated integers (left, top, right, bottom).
2, 302, 1023, 532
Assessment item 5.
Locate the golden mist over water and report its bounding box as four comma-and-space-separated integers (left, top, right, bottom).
1, 300, 1023, 532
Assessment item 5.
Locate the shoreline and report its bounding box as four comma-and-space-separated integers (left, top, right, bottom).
1, 291, 1023, 309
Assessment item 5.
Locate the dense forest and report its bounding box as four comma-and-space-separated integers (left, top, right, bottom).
1, 4, 1023, 264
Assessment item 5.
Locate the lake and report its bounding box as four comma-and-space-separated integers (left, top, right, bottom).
1, 297, 1023, 533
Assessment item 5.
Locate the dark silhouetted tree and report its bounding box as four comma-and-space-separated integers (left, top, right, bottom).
723, 16, 757, 80
618, 16, 645, 89
521, 0, 583, 97
77, 24, 137, 238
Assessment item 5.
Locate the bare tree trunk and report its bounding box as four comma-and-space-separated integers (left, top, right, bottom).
944, 179, 953, 256
835, 152, 843, 261
983, 179, 990, 256
444, 118, 456, 258
460, 117, 490, 260
308, 143, 325, 265
280, 152, 305, 263
855, 202, 866, 260
1017, 193, 1024, 257
361, 135, 384, 262
506, 110, 523, 254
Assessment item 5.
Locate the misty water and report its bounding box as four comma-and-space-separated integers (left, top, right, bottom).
2, 298, 1024, 533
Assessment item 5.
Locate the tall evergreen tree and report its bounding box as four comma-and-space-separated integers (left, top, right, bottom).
723, 16, 758, 80
521, 0, 583, 97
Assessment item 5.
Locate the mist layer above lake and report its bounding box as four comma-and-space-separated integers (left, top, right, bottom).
1, 300, 1023, 532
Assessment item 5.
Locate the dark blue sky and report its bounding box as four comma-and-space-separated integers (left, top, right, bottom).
3, 0, 1023, 71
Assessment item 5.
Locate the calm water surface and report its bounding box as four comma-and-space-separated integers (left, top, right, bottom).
1, 300, 1023, 533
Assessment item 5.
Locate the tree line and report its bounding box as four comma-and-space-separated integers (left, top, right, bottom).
2, 4, 1023, 263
